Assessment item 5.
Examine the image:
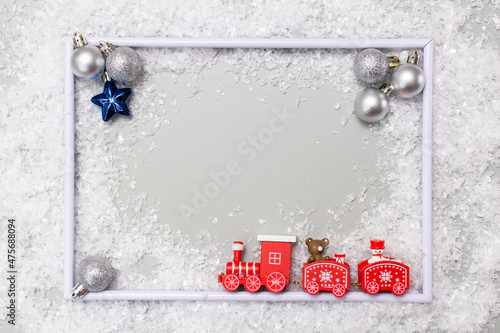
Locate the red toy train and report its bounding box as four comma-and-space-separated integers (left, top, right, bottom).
218, 235, 410, 297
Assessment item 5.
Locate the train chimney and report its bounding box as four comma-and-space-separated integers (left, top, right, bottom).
232, 241, 244, 263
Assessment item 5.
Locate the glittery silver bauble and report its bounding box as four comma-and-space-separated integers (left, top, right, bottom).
71, 256, 116, 298
354, 87, 389, 122
353, 49, 390, 85
106, 47, 143, 83
390, 63, 425, 98
70, 45, 105, 79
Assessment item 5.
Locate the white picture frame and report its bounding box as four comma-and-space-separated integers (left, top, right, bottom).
64, 37, 433, 303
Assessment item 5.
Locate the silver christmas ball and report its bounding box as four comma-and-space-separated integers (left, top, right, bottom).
70, 45, 105, 80
390, 63, 425, 98
106, 47, 143, 83
354, 87, 389, 122
76, 256, 116, 292
353, 49, 389, 85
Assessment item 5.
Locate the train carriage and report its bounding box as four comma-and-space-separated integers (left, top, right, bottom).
302, 256, 350, 297
357, 239, 410, 296
357, 259, 410, 296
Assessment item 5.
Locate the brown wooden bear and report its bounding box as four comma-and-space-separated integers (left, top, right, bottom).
306, 238, 331, 263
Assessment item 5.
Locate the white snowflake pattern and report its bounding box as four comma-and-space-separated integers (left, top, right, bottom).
380, 270, 392, 282
320, 270, 332, 282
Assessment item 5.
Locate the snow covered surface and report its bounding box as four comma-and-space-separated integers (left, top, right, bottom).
0, 0, 499, 332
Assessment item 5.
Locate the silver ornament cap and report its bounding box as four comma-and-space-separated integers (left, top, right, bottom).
99, 41, 116, 57
71, 256, 116, 298
72, 32, 87, 48
105, 46, 143, 83
70, 32, 105, 80
354, 49, 390, 85
390, 63, 425, 98
354, 87, 390, 122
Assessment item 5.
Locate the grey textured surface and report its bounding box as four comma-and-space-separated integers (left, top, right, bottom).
119, 58, 385, 247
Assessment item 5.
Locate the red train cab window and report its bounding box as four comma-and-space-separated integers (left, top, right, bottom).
269, 252, 281, 265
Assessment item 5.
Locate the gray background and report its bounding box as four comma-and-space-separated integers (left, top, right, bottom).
119, 58, 385, 248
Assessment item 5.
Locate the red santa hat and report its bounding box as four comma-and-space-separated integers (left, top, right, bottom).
370, 239, 385, 250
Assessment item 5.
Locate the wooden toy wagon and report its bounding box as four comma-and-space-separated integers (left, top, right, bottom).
302, 253, 350, 297
357, 239, 410, 296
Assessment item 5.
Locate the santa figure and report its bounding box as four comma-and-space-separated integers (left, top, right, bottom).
367, 239, 402, 264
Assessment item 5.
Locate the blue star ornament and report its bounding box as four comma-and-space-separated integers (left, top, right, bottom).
91, 81, 133, 121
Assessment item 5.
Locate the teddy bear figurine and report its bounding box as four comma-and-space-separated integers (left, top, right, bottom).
305, 238, 331, 263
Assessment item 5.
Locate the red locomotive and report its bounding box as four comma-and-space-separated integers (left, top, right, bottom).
357, 239, 410, 296
218, 235, 296, 293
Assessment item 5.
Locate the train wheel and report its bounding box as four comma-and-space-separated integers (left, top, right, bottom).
306, 281, 320, 295
366, 281, 380, 295
266, 272, 286, 293
244, 275, 261, 292
392, 282, 405, 296
332, 284, 346, 297
222, 274, 240, 291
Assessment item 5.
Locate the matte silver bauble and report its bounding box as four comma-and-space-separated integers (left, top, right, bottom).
70, 45, 105, 80
353, 49, 390, 85
390, 63, 425, 98
106, 47, 143, 83
354, 87, 389, 122
71, 256, 116, 298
